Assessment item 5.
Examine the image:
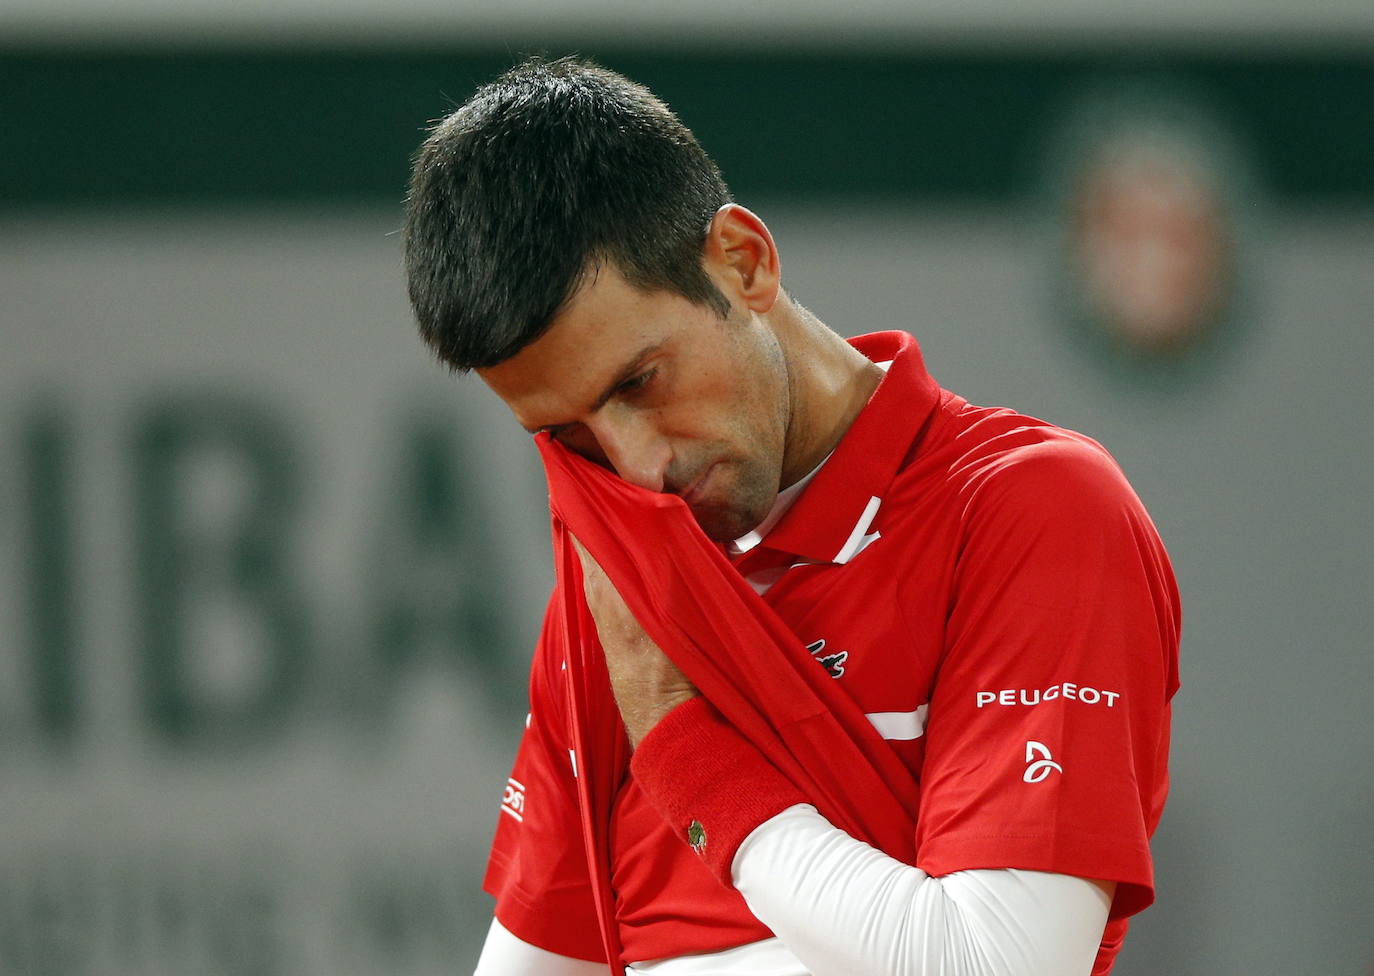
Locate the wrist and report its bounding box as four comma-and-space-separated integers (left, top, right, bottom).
630, 697, 807, 886
622, 689, 699, 747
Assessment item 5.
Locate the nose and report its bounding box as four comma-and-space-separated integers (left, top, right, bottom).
589, 412, 671, 493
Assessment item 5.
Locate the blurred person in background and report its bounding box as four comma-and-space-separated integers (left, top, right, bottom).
403, 57, 1179, 976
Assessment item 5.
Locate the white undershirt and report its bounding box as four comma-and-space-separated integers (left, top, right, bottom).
474, 805, 1111, 976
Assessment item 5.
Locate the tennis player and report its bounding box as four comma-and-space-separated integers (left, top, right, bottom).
404, 57, 1180, 976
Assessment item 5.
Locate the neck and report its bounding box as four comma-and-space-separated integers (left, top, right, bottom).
774, 300, 884, 490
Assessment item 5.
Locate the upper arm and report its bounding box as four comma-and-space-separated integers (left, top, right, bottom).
914, 435, 1180, 918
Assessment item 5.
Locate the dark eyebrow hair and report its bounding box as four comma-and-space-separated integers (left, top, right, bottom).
523, 341, 663, 434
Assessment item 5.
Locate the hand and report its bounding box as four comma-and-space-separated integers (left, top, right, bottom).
572, 536, 698, 746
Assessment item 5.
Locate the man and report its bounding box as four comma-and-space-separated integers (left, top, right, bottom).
404, 57, 1180, 976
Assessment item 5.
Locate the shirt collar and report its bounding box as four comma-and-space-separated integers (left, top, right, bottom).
729, 450, 829, 555
740, 331, 943, 566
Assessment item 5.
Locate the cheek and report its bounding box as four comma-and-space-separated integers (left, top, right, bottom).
679, 323, 787, 452
734, 351, 789, 447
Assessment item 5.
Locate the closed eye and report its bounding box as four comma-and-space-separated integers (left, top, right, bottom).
616, 368, 657, 396
531, 363, 660, 440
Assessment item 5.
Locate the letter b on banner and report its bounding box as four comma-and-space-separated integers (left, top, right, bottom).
134, 394, 308, 747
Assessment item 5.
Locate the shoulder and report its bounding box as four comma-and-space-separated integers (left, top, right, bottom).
942, 410, 1143, 526
934, 412, 1176, 620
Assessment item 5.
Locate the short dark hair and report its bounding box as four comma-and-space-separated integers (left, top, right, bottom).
403, 56, 733, 371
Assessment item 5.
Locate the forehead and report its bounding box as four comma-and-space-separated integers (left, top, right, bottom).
476, 265, 689, 429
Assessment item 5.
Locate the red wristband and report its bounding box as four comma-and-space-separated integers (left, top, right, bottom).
630, 697, 807, 886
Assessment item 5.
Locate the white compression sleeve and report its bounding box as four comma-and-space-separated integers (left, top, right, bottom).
732, 804, 1112, 976
472, 917, 608, 976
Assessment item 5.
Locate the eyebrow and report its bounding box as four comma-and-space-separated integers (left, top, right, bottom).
592, 342, 663, 409
525, 341, 663, 433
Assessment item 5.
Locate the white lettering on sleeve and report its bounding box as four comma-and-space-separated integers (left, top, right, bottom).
501, 778, 526, 822
973, 681, 1122, 711
1023, 741, 1064, 783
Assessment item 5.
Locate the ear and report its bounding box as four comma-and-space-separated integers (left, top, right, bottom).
703, 204, 781, 314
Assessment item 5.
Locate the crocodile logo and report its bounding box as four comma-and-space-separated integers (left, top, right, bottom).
687, 820, 707, 855
806, 638, 848, 679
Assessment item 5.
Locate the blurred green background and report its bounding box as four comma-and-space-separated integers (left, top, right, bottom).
2, 3, 1372, 974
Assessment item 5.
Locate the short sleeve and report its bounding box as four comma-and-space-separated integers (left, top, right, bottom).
483, 593, 607, 962
914, 433, 1180, 920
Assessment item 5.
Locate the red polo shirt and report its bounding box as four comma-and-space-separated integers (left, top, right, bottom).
484, 331, 1181, 972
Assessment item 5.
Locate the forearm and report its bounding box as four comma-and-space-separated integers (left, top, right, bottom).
733, 805, 1111, 976
473, 917, 608, 976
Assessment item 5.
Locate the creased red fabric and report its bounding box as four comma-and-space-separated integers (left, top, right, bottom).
538, 434, 921, 974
